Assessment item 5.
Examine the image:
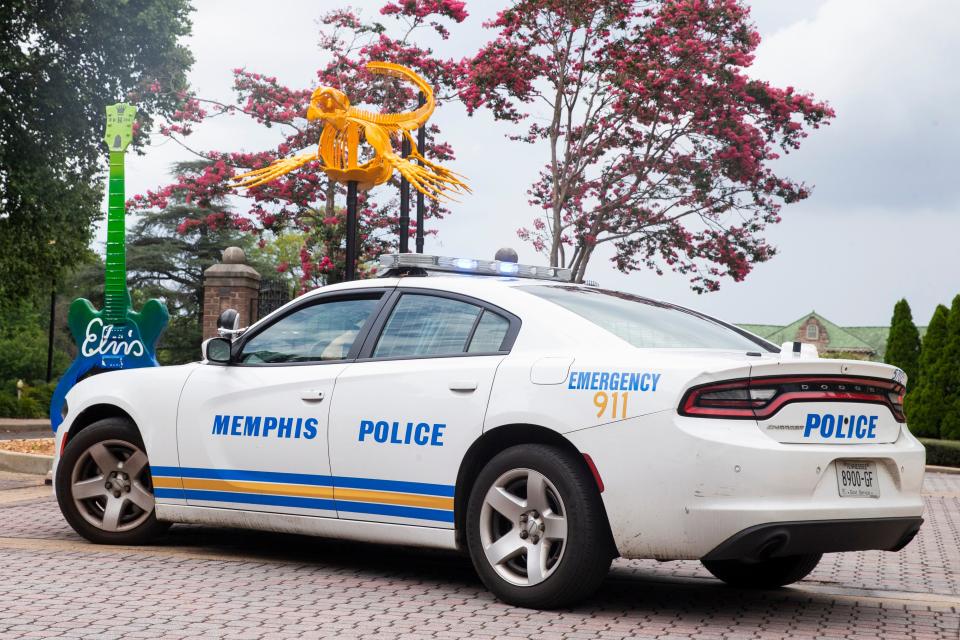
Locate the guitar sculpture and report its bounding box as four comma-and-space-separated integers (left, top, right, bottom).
50, 103, 169, 432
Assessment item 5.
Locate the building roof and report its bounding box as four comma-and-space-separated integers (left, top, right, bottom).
783, 314, 873, 352
843, 326, 891, 357
738, 324, 784, 338
844, 325, 927, 360
737, 312, 929, 361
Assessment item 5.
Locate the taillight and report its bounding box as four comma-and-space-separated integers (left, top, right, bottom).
679, 376, 906, 422
888, 390, 905, 421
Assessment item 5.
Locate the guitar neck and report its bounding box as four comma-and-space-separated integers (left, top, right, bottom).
103, 150, 129, 324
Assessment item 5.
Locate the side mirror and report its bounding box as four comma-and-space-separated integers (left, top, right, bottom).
203, 337, 233, 364
217, 308, 241, 336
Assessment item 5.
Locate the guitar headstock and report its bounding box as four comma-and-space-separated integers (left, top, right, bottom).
104, 103, 138, 152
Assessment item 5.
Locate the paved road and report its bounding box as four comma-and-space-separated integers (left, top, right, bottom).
0, 429, 50, 441
0, 472, 957, 640
0, 420, 51, 441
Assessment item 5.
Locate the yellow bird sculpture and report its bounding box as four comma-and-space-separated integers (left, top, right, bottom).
234, 62, 469, 201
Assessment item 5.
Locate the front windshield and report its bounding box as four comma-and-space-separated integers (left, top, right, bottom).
524, 285, 775, 352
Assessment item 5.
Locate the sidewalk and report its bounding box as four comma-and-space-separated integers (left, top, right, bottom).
0, 419, 50, 430
0, 419, 52, 444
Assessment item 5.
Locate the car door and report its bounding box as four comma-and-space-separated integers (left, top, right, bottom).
170, 289, 390, 518
328, 289, 520, 528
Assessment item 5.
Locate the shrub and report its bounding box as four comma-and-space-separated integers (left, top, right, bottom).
0, 393, 17, 418
885, 299, 921, 388
23, 381, 55, 414
906, 304, 950, 438
938, 296, 960, 440
919, 438, 960, 468
0, 391, 44, 418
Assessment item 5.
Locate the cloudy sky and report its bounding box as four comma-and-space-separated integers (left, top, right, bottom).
120, 0, 960, 328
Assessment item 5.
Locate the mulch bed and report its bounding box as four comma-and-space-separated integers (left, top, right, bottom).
0, 438, 54, 456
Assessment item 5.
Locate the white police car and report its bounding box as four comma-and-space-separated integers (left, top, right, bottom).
53, 254, 925, 608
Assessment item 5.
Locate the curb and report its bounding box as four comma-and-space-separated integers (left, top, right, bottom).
0, 420, 51, 433
926, 464, 960, 475
0, 450, 53, 475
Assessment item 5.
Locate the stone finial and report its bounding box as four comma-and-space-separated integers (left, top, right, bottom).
222, 246, 246, 264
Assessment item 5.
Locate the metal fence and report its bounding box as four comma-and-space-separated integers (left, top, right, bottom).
257, 279, 292, 321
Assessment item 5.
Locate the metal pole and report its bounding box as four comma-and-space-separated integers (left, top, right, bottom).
399, 135, 411, 253
345, 181, 358, 281
46, 286, 55, 382
415, 91, 426, 253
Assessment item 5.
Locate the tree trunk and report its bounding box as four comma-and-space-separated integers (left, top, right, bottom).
325, 179, 336, 218
325, 180, 343, 285
572, 244, 595, 283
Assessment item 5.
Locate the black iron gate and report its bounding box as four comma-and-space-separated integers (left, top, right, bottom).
257, 279, 292, 321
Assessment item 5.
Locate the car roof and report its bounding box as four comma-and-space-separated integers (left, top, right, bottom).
305, 273, 588, 296
310, 274, 775, 350
246, 272, 775, 354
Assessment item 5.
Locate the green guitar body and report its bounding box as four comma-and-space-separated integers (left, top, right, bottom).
65, 296, 170, 363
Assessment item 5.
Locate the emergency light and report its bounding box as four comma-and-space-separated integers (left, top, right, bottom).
379, 253, 573, 282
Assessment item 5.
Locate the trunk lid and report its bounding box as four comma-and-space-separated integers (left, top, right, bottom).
678, 355, 907, 444
748, 358, 906, 444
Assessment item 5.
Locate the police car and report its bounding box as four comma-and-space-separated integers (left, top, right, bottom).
52, 253, 925, 609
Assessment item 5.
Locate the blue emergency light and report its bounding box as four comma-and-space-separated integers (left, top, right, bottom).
378, 253, 573, 282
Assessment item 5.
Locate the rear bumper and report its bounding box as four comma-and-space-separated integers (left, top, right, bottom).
567, 411, 926, 560
702, 516, 924, 562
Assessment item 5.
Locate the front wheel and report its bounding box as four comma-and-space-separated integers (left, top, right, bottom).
56, 418, 169, 545
465, 444, 612, 609
701, 553, 822, 588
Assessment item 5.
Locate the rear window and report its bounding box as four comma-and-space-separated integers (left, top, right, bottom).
524, 285, 774, 351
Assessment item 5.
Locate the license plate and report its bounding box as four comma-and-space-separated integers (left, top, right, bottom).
836, 460, 880, 498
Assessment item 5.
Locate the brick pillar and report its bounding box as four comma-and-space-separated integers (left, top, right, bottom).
202, 247, 262, 339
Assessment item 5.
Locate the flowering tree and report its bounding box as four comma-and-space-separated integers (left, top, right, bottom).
461, 0, 834, 290
132, 1, 467, 289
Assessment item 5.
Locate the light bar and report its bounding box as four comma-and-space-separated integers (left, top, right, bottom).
378, 253, 573, 282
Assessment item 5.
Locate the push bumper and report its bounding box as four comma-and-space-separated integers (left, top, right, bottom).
702, 516, 924, 562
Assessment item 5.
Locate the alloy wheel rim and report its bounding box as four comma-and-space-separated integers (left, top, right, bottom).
70, 439, 154, 533
479, 467, 568, 587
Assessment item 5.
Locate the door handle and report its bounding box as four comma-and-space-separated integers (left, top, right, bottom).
301, 389, 325, 401
449, 380, 478, 392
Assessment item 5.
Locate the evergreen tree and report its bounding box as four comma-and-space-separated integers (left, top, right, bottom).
905, 304, 949, 438
885, 299, 921, 389
938, 296, 960, 440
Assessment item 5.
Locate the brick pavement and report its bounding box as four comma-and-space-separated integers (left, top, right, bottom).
0, 473, 957, 639
0, 472, 44, 492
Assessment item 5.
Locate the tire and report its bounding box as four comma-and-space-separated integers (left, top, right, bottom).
56, 417, 170, 545
701, 553, 822, 588
465, 444, 613, 609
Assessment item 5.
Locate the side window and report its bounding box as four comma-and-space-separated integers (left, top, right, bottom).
467, 310, 510, 353
240, 296, 381, 364
374, 294, 482, 358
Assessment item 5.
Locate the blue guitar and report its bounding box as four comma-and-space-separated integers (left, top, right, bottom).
50, 104, 169, 431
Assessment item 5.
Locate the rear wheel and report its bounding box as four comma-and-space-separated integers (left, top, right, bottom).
466, 444, 612, 609
56, 418, 169, 545
701, 553, 822, 588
